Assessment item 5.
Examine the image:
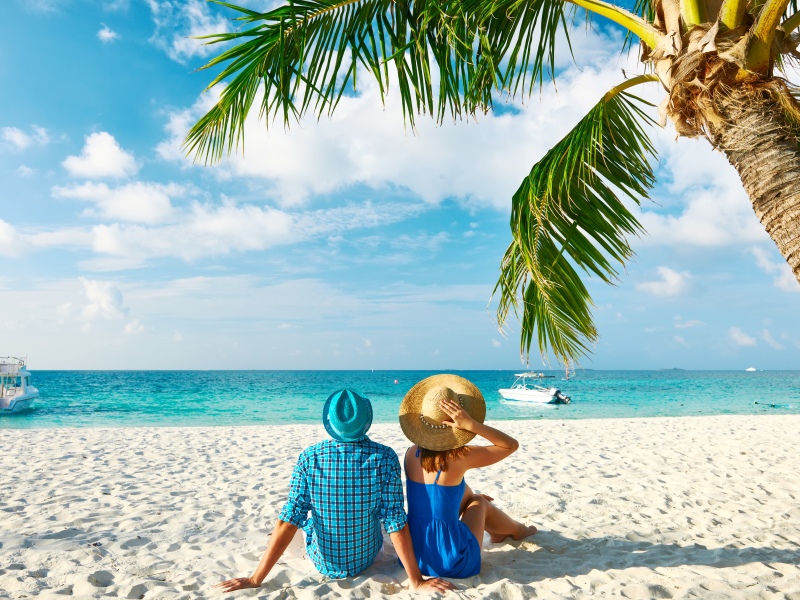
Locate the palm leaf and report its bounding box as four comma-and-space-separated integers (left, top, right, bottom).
184, 0, 486, 163
493, 87, 657, 365
623, 0, 655, 52
468, 0, 578, 96
183, 0, 589, 163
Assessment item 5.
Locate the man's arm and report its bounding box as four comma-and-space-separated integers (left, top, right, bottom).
217, 454, 312, 593
215, 520, 298, 592
390, 525, 456, 592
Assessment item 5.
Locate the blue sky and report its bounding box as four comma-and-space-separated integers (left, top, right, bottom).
1, 0, 798, 370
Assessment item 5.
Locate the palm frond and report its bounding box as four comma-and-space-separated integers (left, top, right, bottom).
623, 0, 655, 52
493, 88, 657, 365
183, 0, 597, 163
472, 0, 578, 96
184, 0, 486, 163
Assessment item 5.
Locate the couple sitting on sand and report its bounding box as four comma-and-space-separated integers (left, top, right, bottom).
217, 374, 537, 593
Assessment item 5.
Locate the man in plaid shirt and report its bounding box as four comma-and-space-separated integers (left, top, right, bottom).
217, 389, 454, 594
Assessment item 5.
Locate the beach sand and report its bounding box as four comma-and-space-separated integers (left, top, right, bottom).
2, 415, 799, 599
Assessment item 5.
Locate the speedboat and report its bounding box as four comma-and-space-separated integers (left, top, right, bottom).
0, 357, 39, 413
499, 372, 570, 404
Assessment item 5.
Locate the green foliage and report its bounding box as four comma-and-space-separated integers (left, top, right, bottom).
184, 0, 577, 162
185, 0, 478, 162
493, 90, 657, 364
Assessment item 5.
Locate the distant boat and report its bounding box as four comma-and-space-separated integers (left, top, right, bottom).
0, 357, 39, 413
745, 367, 757, 372
499, 372, 570, 404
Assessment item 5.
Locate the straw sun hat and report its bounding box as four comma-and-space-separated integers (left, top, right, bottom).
399, 374, 486, 452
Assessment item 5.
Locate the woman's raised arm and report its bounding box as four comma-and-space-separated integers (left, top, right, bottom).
439, 396, 519, 469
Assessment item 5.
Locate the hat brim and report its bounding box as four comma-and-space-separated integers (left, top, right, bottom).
399, 374, 486, 451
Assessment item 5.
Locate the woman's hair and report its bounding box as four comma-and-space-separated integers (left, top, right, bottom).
418, 446, 471, 473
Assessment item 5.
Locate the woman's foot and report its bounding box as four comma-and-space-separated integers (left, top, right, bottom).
488, 523, 537, 543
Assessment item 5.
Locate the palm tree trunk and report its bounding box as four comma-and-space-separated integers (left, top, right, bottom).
708, 85, 800, 285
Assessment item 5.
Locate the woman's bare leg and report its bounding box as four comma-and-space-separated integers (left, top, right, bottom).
460, 484, 537, 544
484, 502, 537, 543
460, 495, 488, 544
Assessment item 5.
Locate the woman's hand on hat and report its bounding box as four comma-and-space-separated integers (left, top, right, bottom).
439, 396, 475, 431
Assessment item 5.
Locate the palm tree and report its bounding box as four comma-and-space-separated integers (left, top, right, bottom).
184, 0, 800, 366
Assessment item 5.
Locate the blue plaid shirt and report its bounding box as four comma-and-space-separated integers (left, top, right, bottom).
278, 437, 407, 578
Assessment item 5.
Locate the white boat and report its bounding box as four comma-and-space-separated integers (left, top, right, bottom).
499, 372, 571, 404
745, 367, 757, 372
0, 357, 39, 413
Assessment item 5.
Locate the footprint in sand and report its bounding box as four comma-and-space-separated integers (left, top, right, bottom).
120, 536, 150, 549
88, 570, 115, 587
621, 583, 673, 599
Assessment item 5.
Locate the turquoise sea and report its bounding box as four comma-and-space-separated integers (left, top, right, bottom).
2, 370, 799, 429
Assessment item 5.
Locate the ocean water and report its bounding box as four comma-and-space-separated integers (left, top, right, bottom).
1, 370, 799, 430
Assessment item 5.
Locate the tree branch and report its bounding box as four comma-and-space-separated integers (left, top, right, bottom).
565, 0, 663, 48
680, 0, 707, 26
782, 11, 800, 34
719, 0, 748, 29
746, 0, 792, 71
601, 74, 660, 102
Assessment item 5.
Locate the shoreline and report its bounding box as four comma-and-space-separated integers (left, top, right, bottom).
2, 415, 799, 598
3, 411, 798, 432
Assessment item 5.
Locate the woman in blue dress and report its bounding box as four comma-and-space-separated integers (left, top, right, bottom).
398, 374, 538, 578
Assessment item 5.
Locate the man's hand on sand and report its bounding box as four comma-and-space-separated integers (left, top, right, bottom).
214, 577, 259, 592
413, 577, 457, 593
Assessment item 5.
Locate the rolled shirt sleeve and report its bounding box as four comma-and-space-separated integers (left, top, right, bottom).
378, 452, 408, 534
278, 454, 312, 529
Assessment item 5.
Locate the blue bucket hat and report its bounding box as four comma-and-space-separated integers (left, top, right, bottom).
323, 389, 373, 442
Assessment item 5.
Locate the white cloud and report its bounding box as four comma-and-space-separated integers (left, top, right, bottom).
53, 181, 183, 224
0, 220, 23, 256
0, 197, 425, 266
674, 335, 688, 347
390, 232, 449, 252
3, 127, 32, 149
63, 132, 138, 179
636, 267, 692, 297
636, 135, 769, 247
25, 0, 68, 13
751, 246, 800, 293
17, 165, 35, 177
80, 200, 422, 263
2, 126, 50, 150
98, 24, 119, 43
173, 331, 183, 342
491, 339, 502, 348
728, 327, 757, 347
80, 278, 128, 320
123, 319, 144, 334
761, 329, 784, 350
146, 0, 229, 63
103, 0, 129, 10
675, 318, 703, 329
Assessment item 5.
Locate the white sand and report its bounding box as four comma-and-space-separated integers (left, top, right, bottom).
2, 415, 800, 599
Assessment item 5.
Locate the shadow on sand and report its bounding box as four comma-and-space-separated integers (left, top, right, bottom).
478, 528, 800, 585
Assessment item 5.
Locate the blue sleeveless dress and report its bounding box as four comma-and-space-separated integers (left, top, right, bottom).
405, 454, 481, 578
